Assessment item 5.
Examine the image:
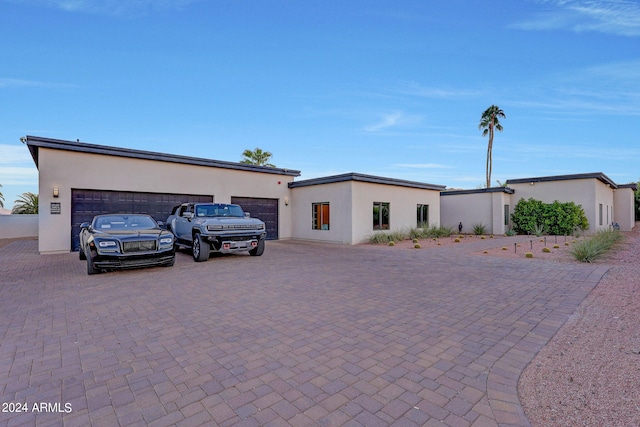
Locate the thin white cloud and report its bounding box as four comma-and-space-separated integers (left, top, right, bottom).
396, 81, 484, 99
0, 77, 78, 90
0, 145, 33, 164
0, 166, 38, 185
363, 112, 422, 132
512, 0, 640, 36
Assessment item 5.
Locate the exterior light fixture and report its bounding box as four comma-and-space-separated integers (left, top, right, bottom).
53, 187, 59, 198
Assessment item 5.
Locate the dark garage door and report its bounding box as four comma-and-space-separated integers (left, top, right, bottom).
231, 197, 279, 240
71, 189, 213, 251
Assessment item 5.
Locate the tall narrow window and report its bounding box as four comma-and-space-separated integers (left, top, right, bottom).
373, 202, 390, 230
416, 204, 429, 227
312, 202, 330, 230
504, 204, 510, 226
599, 203, 603, 226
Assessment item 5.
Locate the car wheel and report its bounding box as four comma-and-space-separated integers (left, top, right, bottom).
249, 239, 265, 256
86, 248, 98, 275
192, 233, 210, 262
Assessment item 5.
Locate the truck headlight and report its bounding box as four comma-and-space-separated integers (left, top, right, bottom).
159, 237, 173, 245
207, 225, 223, 231
98, 241, 118, 248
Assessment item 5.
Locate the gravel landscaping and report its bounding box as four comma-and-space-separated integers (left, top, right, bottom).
518, 225, 640, 427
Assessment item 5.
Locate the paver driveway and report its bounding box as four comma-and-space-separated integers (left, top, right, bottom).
0, 239, 608, 427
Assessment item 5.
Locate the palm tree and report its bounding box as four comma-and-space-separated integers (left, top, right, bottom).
240, 148, 276, 167
0, 184, 4, 208
12, 192, 38, 214
479, 105, 506, 188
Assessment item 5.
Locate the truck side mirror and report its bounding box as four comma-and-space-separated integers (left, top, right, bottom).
244, 212, 251, 218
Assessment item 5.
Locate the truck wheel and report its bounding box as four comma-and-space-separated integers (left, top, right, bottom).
192, 233, 210, 262
249, 239, 265, 256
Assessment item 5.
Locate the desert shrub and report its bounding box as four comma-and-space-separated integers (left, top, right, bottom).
525, 252, 533, 258
422, 224, 453, 238
511, 198, 589, 235
472, 223, 487, 235
571, 229, 622, 263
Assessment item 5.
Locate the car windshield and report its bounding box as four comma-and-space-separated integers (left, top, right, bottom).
93, 215, 157, 230
195, 204, 244, 218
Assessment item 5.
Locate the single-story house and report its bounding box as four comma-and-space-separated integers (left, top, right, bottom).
25, 136, 446, 253
440, 172, 637, 235
289, 173, 444, 245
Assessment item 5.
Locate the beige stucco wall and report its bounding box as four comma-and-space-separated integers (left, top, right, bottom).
350, 181, 441, 244
38, 148, 295, 254
290, 181, 353, 244
291, 180, 441, 245
613, 187, 635, 231
440, 191, 512, 235
0, 214, 38, 239
508, 178, 614, 232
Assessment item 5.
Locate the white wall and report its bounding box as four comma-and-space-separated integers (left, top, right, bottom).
440, 191, 511, 235
38, 148, 295, 253
350, 181, 441, 244
508, 178, 614, 232
613, 187, 635, 231
0, 214, 38, 239
290, 181, 353, 244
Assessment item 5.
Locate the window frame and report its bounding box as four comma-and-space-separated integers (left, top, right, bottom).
373, 202, 390, 230
312, 202, 330, 230
416, 204, 429, 228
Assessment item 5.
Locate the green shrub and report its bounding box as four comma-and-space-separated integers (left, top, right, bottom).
414, 243, 421, 249
511, 198, 589, 235
472, 223, 487, 235
388, 241, 395, 246
369, 232, 391, 244
525, 252, 533, 258
542, 247, 551, 253
571, 229, 622, 263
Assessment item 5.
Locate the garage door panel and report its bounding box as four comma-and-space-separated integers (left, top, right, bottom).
231, 197, 279, 240
71, 190, 212, 251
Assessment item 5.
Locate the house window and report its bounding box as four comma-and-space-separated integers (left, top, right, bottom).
504, 205, 510, 226
312, 202, 330, 230
373, 202, 390, 230
599, 203, 603, 226
416, 204, 429, 227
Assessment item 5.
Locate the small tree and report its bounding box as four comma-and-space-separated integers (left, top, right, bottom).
12, 192, 38, 214
0, 183, 4, 208
635, 180, 640, 221
511, 198, 589, 235
240, 148, 275, 167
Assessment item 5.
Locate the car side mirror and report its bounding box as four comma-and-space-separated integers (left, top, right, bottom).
80, 222, 90, 230
244, 212, 251, 218
184, 212, 194, 219
157, 221, 164, 227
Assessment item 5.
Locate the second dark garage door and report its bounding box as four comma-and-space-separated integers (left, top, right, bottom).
71, 189, 213, 251
231, 197, 279, 240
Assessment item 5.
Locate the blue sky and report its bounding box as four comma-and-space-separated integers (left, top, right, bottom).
1, 0, 638, 209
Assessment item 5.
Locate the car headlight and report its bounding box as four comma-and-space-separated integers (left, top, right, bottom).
98, 241, 118, 248
159, 237, 173, 244
257, 224, 265, 230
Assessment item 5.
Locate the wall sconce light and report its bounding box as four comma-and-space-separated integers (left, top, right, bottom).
529, 182, 535, 186
53, 187, 59, 198
284, 197, 289, 206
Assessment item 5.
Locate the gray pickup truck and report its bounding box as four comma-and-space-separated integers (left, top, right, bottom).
167, 202, 266, 262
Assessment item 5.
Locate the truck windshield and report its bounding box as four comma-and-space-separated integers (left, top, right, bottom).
195, 204, 245, 218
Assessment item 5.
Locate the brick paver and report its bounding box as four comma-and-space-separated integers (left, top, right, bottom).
0, 238, 608, 426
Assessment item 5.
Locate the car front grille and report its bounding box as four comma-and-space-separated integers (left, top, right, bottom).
123, 240, 157, 253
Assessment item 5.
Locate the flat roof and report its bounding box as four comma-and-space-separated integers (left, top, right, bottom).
25, 135, 301, 177
289, 172, 446, 191
506, 172, 618, 188
441, 187, 515, 196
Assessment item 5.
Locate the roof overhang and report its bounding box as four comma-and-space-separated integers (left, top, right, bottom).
289, 172, 446, 191
506, 172, 618, 189
440, 187, 515, 196
25, 135, 301, 177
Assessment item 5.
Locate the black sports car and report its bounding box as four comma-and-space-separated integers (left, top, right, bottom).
79, 214, 175, 275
